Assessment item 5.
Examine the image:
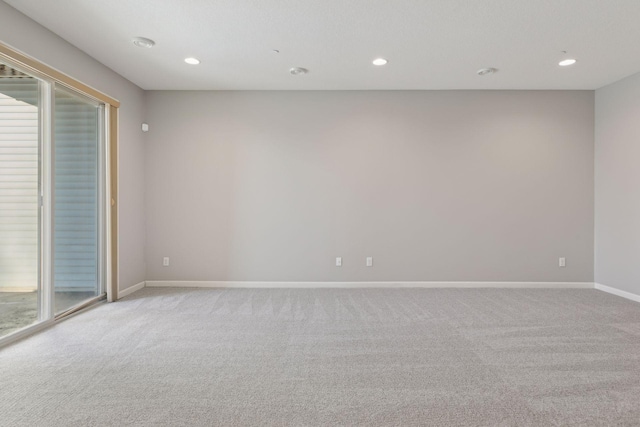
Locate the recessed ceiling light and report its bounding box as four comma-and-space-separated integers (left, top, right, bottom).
477, 67, 498, 76
184, 57, 200, 65
372, 58, 388, 66
559, 59, 577, 67
289, 67, 309, 75
272, 49, 280, 54
132, 37, 155, 48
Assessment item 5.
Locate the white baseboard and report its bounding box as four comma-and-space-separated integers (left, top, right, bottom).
118, 281, 145, 299
595, 283, 640, 303
145, 281, 594, 289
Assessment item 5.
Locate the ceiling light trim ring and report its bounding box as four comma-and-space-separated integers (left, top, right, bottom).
559, 58, 577, 67
477, 67, 498, 76
132, 37, 155, 48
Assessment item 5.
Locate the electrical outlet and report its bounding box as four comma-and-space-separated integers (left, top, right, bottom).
559, 257, 566, 268
163, 257, 170, 267
336, 257, 342, 267
366, 257, 373, 267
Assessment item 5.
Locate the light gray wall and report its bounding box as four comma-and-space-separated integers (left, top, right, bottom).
0, 2, 146, 292
145, 90, 594, 283
595, 72, 640, 294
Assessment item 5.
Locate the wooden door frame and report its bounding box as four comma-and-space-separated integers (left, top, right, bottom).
109, 105, 118, 301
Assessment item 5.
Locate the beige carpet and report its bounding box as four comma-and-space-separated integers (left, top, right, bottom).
1, 287, 640, 426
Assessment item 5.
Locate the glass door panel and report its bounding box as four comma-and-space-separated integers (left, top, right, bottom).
0, 63, 41, 337
53, 86, 103, 314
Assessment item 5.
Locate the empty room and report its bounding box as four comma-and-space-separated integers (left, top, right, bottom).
1, 0, 639, 425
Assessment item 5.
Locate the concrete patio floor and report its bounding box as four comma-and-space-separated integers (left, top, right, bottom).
0, 291, 96, 337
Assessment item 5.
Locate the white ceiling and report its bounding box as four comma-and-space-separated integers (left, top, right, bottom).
5, 0, 640, 90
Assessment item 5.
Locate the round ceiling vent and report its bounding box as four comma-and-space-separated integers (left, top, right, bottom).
477, 67, 498, 76
132, 37, 155, 48
289, 67, 309, 75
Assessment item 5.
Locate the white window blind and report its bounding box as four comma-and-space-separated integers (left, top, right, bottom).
0, 77, 39, 291
54, 88, 100, 293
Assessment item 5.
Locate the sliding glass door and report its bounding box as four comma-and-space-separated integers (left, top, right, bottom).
54, 87, 104, 314
0, 58, 108, 342
0, 63, 42, 337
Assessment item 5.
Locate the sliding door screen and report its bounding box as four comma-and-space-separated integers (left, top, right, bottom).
0, 64, 41, 337
53, 86, 104, 314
